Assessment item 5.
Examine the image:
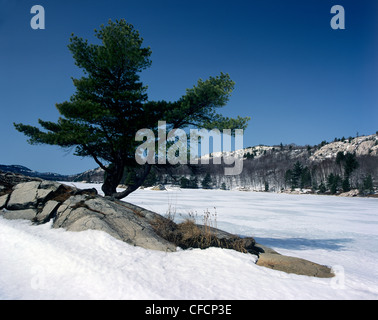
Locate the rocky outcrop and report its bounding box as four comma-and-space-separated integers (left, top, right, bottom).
0, 170, 334, 278
52, 194, 177, 252
0, 170, 176, 252
338, 189, 360, 197
310, 134, 378, 161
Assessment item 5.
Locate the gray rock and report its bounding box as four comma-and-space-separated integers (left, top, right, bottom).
2, 209, 38, 221
39, 180, 61, 192
35, 200, 60, 223
66, 215, 121, 240
53, 195, 177, 252
52, 195, 87, 227
255, 243, 334, 278
36, 188, 54, 201
7, 181, 41, 210
0, 194, 9, 209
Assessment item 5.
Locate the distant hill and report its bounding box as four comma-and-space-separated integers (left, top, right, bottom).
1, 133, 377, 193
0, 164, 75, 181
0, 164, 104, 184
163, 133, 378, 192
56, 133, 378, 193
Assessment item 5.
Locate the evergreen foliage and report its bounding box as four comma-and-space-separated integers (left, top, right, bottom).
14, 19, 250, 199
318, 181, 327, 193
180, 177, 198, 189
327, 173, 342, 194
284, 161, 312, 190
336, 152, 359, 177
342, 177, 351, 192
201, 173, 213, 189
360, 174, 374, 194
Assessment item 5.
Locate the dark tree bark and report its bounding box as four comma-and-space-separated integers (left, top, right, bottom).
102, 163, 152, 199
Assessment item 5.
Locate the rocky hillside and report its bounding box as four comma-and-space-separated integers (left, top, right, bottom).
151, 133, 378, 193
310, 134, 378, 160
2, 134, 377, 193
71, 167, 105, 183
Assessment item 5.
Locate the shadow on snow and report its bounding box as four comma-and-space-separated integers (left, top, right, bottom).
254, 237, 353, 251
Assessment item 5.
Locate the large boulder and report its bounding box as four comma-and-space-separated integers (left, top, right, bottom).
35, 200, 61, 224
255, 244, 334, 278
0, 194, 9, 209
7, 181, 42, 210
2, 208, 38, 220
52, 194, 177, 252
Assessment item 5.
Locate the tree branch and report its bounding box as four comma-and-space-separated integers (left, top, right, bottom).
83, 145, 110, 173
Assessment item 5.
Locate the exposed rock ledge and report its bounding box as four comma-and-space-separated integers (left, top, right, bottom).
0, 170, 334, 278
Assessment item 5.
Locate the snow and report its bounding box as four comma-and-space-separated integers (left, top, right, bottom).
1, 183, 378, 300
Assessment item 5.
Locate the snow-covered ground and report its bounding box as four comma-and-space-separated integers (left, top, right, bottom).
1, 183, 378, 300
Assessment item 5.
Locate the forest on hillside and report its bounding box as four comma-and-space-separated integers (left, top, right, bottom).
118, 137, 377, 195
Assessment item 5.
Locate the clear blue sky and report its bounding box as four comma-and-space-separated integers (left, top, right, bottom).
0, 0, 377, 175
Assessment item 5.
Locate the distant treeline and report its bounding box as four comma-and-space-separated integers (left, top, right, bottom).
124, 143, 377, 195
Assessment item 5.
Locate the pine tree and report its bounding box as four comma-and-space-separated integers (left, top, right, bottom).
344, 153, 359, 177
318, 181, 326, 193
202, 173, 212, 189
342, 177, 351, 192
284, 169, 292, 189
191, 177, 199, 189
361, 174, 374, 194
300, 166, 312, 189
180, 177, 190, 189
14, 19, 250, 199
327, 173, 341, 194
180, 177, 198, 189
291, 161, 303, 188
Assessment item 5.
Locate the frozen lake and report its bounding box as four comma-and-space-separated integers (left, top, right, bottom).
1, 184, 377, 299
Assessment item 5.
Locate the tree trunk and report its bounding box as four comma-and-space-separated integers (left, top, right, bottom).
101, 163, 152, 200
113, 164, 152, 199
101, 161, 125, 197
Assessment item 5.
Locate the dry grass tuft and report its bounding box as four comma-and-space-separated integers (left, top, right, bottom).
152, 207, 259, 254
